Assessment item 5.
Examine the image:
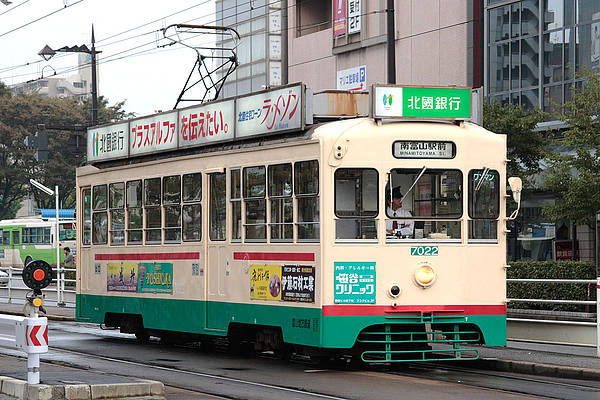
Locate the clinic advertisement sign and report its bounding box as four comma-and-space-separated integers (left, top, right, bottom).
236, 84, 303, 138
178, 99, 235, 148
87, 122, 128, 162
337, 65, 366, 91
130, 111, 178, 156
373, 85, 471, 120
334, 262, 376, 304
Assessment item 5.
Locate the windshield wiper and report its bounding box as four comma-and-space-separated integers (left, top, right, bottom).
475, 167, 490, 192
402, 166, 427, 200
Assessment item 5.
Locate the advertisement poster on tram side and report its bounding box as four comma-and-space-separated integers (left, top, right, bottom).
236, 84, 303, 139
250, 264, 282, 301
107, 262, 139, 292
281, 265, 315, 303
334, 262, 376, 304
129, 111, 178, 157
178, 99, 235, 148
138, 263, 173, 294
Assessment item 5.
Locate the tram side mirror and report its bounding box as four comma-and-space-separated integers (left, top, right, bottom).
22, 260, 53, 295
508, 177, 522, 203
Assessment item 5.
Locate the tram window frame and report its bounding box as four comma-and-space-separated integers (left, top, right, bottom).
163, 175, 182, 243
468, 169, 500, 242
126, 180, 143, 245
82, 188, 92, 245
182, 172, 202, 242
108, 182, 125, 246
92, 184, 108, 245
144, 178, 162, 244
209, 172, 227, 241
268, 163, 293, 242
295, 160, 319, 242
334, 168, 378, 241
230, 168, 242, 242
243, 166, 267, 242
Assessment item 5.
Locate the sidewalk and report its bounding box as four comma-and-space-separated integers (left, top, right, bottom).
0, 302, 599, 398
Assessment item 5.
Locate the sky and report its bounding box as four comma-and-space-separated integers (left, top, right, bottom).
0, 0, 217, 116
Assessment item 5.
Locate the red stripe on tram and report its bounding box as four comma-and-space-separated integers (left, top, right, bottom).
322, 304, 506, 316
95, 252, 200, 261
233, 252, 315, 262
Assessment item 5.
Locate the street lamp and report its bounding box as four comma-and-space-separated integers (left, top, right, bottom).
29, 179, 64, 306
38, 25, 101, 126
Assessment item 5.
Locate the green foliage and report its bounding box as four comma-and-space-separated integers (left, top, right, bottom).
0, 89, 131, 217
542, 68, 600, 227
483, 102, 546, 184
507, 261, 596, 312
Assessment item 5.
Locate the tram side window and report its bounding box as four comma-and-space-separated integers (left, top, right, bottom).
163, 175, 181, 243
230, 169, 241, 241
468, 169, 500, 241
109, 182, 125, 246
182, 172, 202, 241
334, 168, 378, 240
295, 160, 319, 241
269, 163, 293, 241
244, 166, 266, 241
144, 178, 162, 244
92, 184, 108, 245
209, 173, 226, 241
82, 188, 91, 245
386, 169, 462, 241
126, 180, 142, 244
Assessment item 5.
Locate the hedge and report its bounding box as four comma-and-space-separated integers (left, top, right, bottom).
507, 261, 597, 312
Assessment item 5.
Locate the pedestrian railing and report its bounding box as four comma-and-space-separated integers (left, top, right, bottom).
507, 277, 600, 356
0, 266, 76, 307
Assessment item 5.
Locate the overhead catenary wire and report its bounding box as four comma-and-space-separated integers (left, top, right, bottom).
0, 0, 84, 39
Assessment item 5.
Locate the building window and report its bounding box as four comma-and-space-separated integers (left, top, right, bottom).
296, 0, 331, 37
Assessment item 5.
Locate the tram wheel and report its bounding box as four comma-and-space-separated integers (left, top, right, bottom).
135, 329, 150, 343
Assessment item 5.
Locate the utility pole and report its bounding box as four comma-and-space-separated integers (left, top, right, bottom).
386, 0, 396, 84
90, 25, 99, 126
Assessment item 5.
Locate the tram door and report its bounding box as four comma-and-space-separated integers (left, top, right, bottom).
206, 172, 228, 331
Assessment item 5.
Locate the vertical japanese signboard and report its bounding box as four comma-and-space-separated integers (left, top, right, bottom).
236, 84, 304, 138
334, 262, 376, 304
129, 110, 178, 156
334, 0, 347, 37
281, 266, 315, 303
178, 99, 235, 148
348, 0, 361, 34
373, 85, 471, 119
87, 122, 128, 162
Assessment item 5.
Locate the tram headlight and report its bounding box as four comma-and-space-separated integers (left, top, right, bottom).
414, 265, 436, 288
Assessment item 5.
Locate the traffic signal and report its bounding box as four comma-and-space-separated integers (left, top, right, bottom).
22, 260, 53, 294
23, 130, 48, 161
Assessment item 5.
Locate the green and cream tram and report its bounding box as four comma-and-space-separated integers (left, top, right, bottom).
76, 84, 521, 362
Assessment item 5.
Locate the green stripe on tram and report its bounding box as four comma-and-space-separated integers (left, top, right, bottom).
77, 294, 506, 348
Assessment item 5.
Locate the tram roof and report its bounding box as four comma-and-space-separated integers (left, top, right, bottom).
86, 83, 482, 166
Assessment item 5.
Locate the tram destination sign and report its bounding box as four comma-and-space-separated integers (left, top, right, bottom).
393, 140, 456, 159
372, 85, 471, 120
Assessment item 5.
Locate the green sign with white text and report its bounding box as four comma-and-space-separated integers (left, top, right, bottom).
373, 86, 471, 120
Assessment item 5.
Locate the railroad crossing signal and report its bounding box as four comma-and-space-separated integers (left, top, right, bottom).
22, 260, 53, 294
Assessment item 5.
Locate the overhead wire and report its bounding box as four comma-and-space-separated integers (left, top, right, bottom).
0, 0, 31, 17
0, 0, 85, 39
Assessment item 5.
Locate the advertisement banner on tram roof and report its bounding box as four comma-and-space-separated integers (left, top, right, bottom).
178, 99, 235, 149
236, 84, 304, 139
87, 122, 128, 162
129, 110, 178, 156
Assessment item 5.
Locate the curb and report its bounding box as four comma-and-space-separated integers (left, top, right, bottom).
0, 376, 165, 400
454, 358, 600, 381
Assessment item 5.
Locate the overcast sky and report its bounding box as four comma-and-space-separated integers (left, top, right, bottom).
0, 0, 216, 116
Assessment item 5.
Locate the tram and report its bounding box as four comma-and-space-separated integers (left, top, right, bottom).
76, 83, 521, 363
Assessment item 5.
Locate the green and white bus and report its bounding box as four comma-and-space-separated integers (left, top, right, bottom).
0, 217, 76, 268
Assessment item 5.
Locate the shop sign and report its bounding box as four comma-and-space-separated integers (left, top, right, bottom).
281, 265, 315, 303
348, 0, 361, 34
555, 240, 574, 260
334, 262, 375, 304
337, 65, 366, 91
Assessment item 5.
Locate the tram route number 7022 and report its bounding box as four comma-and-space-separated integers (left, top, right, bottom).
410, 246, 439, 256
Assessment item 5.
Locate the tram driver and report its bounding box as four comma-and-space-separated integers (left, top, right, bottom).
386, 186, 414, 239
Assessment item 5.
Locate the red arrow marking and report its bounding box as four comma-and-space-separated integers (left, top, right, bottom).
29, 325, 41, 346
43, 326, 48, 346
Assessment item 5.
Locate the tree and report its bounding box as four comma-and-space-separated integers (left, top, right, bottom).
542, 68, 600, 228
483, 102, 547, 183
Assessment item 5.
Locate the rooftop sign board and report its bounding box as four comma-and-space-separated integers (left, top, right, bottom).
372, 85, 471, 120
179, 99, 235, 148
236, 84, 304, 138
129, 111, 178, 156
87, 122, 128, 162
